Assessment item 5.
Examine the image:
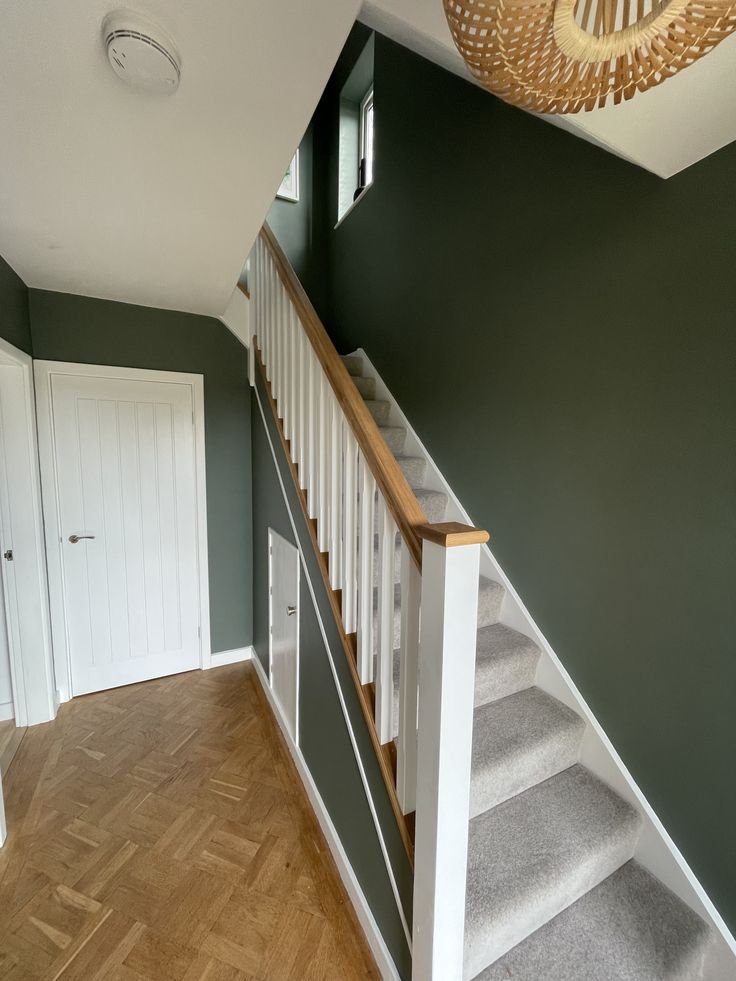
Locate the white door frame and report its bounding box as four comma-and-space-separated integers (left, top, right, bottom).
0, 338, 56, 726
34, 360, 211, 703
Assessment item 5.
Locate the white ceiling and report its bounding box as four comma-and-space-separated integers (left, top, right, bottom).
0, 0, 360, 316
360, 0, 736, 178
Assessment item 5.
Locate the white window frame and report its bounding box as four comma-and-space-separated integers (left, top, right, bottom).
359, 87, 375, 188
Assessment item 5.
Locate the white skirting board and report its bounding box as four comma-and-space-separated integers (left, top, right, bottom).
0, 701, 14, 722
251, 654, 402, 981
207, 647, 253, 669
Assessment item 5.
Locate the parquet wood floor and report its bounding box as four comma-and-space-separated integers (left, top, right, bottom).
0, 662, 379, 980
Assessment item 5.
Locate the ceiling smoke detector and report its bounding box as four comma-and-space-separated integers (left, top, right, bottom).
102, 12, 180, 94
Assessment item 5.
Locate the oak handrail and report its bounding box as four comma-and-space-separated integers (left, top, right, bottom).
259, 223, 428, 570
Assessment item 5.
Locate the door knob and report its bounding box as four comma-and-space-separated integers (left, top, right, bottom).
286, 605, 297, 617
69, 534, 96, 544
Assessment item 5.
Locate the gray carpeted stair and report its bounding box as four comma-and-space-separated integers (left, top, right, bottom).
341, 354, 713, 981
474, 623, 541, 706
471, 687, 584, 817
464, 765, 642, 978
475, 861, 713, 981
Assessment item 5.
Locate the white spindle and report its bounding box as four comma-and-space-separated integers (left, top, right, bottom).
284, 300, 295, 443
328, 398, 342, 589
375, 496, 396, 743
298, 328, 308, 488
357, 459, 375, 683
397, 540, 420, 813
317, 372, 329, 550
342, 429, 358, 633
274, 282, 283, 410
306, 351, 318, 519
264, 256, 272, 380
413, 530, 484, 981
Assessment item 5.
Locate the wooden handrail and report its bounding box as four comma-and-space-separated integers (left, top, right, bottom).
259, 223, 428, 569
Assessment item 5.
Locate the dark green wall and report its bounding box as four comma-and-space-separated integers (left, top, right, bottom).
0, 255, 32, 355
273, 29, 736, 931
251, 377, 412, 978
266, 124, 315, 289
29, 290, 252, 654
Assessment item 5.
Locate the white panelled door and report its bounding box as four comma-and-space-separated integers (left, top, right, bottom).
48, 370, 202, 696
269, 529, 299, 741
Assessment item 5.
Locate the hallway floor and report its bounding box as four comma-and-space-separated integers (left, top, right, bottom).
0, 662, 379, 980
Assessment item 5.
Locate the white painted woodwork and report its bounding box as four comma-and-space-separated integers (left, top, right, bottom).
375, 497, 396, 744
357, 461, 376, 683
342, 431, 358, 633
397, 539, 420, 814
413, 538, 482, 981
306, 350, 318, 520
318, 373, 329, 551
329, 401, 343, 589
37, 365, 206, 697
0, 341, 56, 727
269, 529, 299, 742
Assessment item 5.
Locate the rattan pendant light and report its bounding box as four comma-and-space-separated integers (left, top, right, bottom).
443, 0, 736, 113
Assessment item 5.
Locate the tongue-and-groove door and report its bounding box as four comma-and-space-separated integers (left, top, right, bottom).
36, 363, 207, 698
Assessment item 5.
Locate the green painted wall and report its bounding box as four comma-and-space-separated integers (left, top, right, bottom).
273, 28, 736, 931
0, 255, 32, 355
251, 378, 412, 978
29, 290, 252, 654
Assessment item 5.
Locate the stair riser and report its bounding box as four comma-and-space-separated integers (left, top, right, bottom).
474, 647, 540, 707
470, 723, 584, 817
397, 456, 428, 487
365, 400, 391, 425
342, 355, 363, 377
380, 427, 407, 455
352, 375, 375, 399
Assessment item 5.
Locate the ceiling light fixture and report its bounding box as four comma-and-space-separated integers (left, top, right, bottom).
443, 0, 736, 114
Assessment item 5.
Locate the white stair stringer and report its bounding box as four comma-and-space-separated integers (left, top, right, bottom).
341, 351, 735, 980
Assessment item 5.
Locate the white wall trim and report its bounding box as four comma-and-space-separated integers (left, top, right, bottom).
0, 701, 14, 723
251, 653, 401, 981
254, 384, 413, 950
207, 646, 253, 669
350, 347, 736, 973
219, 286, 250, 348
33, 360, 211, 701
0, 337, 56, 727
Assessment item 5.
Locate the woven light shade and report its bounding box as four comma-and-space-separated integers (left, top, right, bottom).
443, 0, 736, 113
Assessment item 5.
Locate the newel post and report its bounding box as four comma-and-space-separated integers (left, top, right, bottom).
412, 522, 489, 981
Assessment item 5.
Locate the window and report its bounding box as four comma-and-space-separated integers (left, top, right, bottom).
337, 34, 375, 222
359, 88, 374, 189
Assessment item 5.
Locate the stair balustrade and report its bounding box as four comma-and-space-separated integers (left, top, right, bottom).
250, 223, 489, 979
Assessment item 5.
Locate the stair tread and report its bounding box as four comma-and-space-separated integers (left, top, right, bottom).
413, 487, 448, 521
464, 764, 641, 979
471, 687, 584, 817
474, 623, 541, 706
474, 860, 712, 981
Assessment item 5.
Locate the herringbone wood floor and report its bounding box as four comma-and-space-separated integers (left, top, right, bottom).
0, 662, 379, 980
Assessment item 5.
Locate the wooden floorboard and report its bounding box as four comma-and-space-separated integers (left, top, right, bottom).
0, 720, 26, 780
0, 663, 380, 980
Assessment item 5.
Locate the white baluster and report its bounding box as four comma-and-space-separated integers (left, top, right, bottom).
342, 429, 358, 633
412, 527, 485, 981
283, 299, 294, 442
298, 328, 308, 488
306, 351, 318, 519
397, 540, 420, 814
317, 371, 329, 551
264, 255, 272, 380
357, 459, 376, 683
328, 396, 342, 590
375, 496, 396, 743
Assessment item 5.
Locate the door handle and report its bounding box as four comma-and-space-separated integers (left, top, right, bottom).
68, 535, 96, 544
286, 605, 297, 617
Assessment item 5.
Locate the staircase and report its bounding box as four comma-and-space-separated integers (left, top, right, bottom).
341, 352, 714, 980
249, 224, 729, 981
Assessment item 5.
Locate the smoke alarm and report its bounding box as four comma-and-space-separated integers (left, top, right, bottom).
102, 12, 180, 94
